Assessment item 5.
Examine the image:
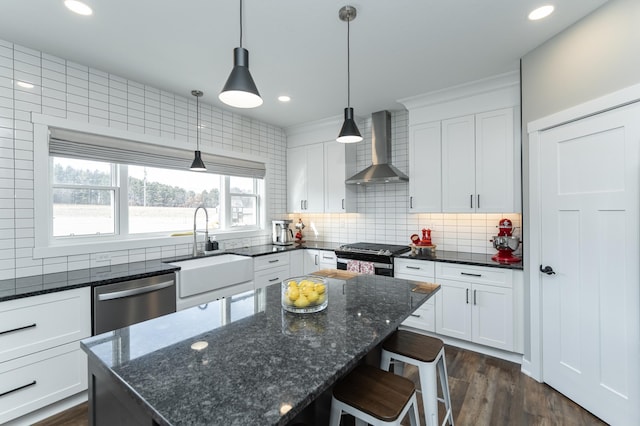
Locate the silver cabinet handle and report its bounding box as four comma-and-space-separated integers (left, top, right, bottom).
477, 194, 480, 209
410, 196, 413, 209
410, 313, 421, 318
268, 259, 279, 264
315, 255, 319, 265
0, 380, 36, 398
0, 323, 36, 336
300, 200, 304, 210
406, 265, 421, 270
268, 277, 280, 282
473, 289, 477, 305
466, 288, 469, 304
322, 255, 334, 260
342, 199, 345, 210
461, 272, 482, 277
98, 280, 174, 301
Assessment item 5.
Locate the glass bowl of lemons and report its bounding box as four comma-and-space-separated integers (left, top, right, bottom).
281, 276, 328, 314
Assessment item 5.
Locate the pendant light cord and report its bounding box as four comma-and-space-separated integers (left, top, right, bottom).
196, 95, 200, 150
347, 15, 351, 108
239, 0, 243, 48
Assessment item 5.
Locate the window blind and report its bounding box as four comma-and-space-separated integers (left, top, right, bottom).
48, 127, 266, 179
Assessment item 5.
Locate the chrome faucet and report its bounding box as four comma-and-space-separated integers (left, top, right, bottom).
193, 205, 209, 256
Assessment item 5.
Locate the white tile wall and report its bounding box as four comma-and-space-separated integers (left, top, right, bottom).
0, 38, 286, 280
288, 110, 522, 254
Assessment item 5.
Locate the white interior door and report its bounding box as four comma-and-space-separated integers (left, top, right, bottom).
539, 102, 640, 425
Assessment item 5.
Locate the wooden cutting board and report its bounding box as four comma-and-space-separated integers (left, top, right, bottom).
312, 269, 359, 279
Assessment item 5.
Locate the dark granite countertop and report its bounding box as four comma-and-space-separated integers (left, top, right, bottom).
0, 260, 179, 302
228, 241, 339, 257
81, 275, 439, 425
398, 249, 523, 270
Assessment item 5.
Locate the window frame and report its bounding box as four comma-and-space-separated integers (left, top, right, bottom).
32, 116, 270, 259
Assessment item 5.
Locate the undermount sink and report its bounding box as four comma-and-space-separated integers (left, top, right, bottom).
169, 254, 254, 310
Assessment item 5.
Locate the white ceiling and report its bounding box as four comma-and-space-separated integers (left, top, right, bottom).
0, 0, 607, 129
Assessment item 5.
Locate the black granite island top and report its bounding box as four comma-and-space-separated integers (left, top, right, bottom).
81, 275, 439, 425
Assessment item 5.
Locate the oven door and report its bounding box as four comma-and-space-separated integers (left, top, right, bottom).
336, 257, 394, 276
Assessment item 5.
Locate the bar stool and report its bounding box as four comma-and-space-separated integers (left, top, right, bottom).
329, 364, 420, 426
380, 331, 454, 426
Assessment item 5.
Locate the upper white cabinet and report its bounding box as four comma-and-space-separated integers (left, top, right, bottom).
408, 122, 442, 212
324, 141, 351, 213
441, 108, 514, 213
400, 71, 521, 213
287, 144, 324, 213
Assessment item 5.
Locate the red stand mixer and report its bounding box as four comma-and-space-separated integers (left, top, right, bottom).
491, 218, 521, 263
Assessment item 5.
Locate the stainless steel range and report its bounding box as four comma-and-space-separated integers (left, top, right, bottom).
335, 242, 411, 276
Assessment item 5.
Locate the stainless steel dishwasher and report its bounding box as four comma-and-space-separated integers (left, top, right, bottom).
93, 273, 176, 335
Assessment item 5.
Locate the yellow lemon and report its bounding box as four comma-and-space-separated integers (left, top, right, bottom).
294, 295, 310, 308
288, 280, 298, 288
317, 294, 326, 304
287, 288, 300, 301
282, 295, 294, 306
306, 290, 319, 304
314, 283, 326, 294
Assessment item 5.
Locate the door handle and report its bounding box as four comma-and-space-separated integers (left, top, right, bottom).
410, 196, 413, 209
540, 265, 556, 275
466, 288, 469, 304
0, 380, 37, 398
470, 194, 473, 208
342, 198, 345, 210
97, 280, 174, 301
477, 194, 480, 209
473, 289, 477, 305
0, 323, 36, 336
268, 277, 280, 282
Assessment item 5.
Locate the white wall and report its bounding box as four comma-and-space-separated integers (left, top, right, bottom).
0, 39, 287, 280
288, 110, 522, 252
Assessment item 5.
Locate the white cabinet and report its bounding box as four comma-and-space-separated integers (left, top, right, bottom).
441, 108, 515, 213
408, 122, 442, 212
287, 144, 324, 213
394, 258, 437, 332
0, 287, 91, 424
254, 252, 291, 289
435, 263, 515, 352
303, 249, 337, 274
324, 141, 356, 213
289, 250, 305, 277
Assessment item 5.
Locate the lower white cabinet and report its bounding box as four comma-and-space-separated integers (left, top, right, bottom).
254, 252, 291, 289
303, 249, 337, 274
395, 258, 436, 332
0, 287, 91, 424
435, 263, 515, 352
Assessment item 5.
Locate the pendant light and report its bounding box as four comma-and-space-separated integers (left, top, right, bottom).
336, 5, 363, 143
219, 0, 263, 109
190, 90, 206, 171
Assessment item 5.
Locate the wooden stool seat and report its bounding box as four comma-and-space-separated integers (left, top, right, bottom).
330, 364, 420, 426
382, 330, 443, 363
381, 330, 454, 426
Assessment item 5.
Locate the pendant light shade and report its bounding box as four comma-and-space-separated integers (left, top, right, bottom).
337, 107, 362, 143
190, 90, 207, 171
337, 5, 362, 143
219, 0, 263, 109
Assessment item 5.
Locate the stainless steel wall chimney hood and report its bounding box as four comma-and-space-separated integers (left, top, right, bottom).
345, 110, 409, 184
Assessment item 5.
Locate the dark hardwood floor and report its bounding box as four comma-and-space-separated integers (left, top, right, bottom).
35, 346, 607, 426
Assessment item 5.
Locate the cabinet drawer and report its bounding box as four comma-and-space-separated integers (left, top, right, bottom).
254, 265, 290, 289
394, 259, 435, 280
0, 342, 87, 424
254, 253, 290, 271
402, 298, 435, 332
318, 251, 337, 269
0, 288, 91, 364
435, 263, 512, 287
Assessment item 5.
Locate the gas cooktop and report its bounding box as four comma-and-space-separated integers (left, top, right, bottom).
337, 242, 411, 256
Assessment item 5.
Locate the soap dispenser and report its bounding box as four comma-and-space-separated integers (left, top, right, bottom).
205, 237, 214, 252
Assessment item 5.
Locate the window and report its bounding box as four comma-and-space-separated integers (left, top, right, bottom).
50, 156, 262, 241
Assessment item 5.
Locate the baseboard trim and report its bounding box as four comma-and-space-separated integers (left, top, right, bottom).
7, 392, 87, 426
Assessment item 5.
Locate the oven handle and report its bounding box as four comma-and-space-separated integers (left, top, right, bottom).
97, 281, 175, 301
336, 258, 393, 269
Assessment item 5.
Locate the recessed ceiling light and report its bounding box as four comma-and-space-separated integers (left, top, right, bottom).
16, 81, 34, 89
64, 0, 93, 16
278, 95, 291, 102
528, 5, 554, 20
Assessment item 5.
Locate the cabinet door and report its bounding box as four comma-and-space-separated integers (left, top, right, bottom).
305, 144, 325, 213
324, 142, 347, 212
471, 283, 514, 351
289, 250, 304, 277
409, 122, 441, 212
435, 279, 471, 340
303, 249, 320, 274
441, 115, 475, 212
287, 147, 307, 212
475, 108, 514, 212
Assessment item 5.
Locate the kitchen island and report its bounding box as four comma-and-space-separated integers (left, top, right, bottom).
80, 274, 439, 425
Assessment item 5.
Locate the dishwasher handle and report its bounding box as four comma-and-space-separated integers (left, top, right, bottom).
97, 280, 175, 301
